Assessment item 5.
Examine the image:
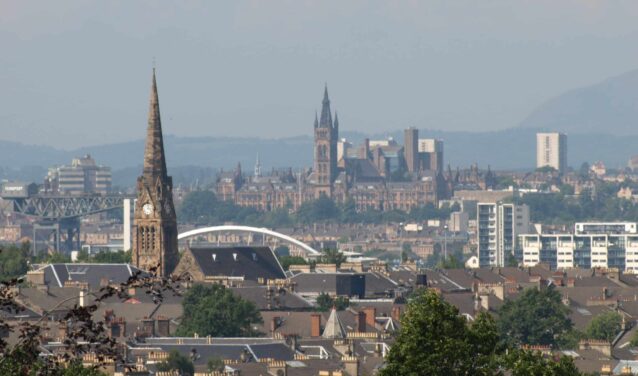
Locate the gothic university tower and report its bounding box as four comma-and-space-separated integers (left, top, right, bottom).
313, 85, 339, 198
132, 69, 179, 277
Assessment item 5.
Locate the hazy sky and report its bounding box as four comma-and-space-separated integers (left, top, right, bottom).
2, 1, 638, 149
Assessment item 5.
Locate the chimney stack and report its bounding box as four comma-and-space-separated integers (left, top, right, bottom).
363, 307, 376, 328
142, 317, 155, 336
356, 311, 366, 332
391, 306, 401, 322
310, 314, 322, 337
58, 322, 68, 341
79, 290, 86, 308
343, 356, 359, 376
157, 316, 170, 337
271, 316, 280, 334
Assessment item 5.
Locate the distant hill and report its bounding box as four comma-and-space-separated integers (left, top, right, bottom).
3, 129, 638, 188
519, 69, 638, 135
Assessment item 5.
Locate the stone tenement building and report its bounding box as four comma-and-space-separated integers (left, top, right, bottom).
216, 86, 496, 212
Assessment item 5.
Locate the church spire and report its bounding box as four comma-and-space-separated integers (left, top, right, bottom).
333, 111, 339, 131
314, 111, 319, 128
143, 68, 168, 179
319, 84, 332, 128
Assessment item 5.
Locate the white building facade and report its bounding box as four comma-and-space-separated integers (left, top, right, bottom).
536, 132, 567, 173
518, 222, 638, 273
477, 202, 530, 267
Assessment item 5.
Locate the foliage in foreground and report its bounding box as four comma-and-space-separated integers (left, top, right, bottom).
497, 287, 573, 347
381, 289, 583, 376
0, 243, 182, 375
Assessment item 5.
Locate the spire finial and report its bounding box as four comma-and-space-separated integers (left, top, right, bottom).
323, 83, 329, 103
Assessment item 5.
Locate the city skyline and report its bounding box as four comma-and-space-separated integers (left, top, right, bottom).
2, 1, 638, 148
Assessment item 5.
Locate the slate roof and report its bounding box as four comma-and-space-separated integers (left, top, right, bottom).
364, 273, 397, 297
131, 339, 295, 364
189, 246, 286, 281
32, 263, 143, 289
230, 286, 312, 310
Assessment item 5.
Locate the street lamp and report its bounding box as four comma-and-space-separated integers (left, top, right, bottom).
443, 225, 448, 262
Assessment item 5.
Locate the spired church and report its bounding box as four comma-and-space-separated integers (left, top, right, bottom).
132, 69, 179, 277
132, 70, 284, 281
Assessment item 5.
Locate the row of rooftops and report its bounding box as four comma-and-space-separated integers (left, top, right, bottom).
12, 246, 638, 374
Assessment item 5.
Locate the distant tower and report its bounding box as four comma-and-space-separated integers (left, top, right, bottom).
254, 153, 262, 178
536, 132, 567, 173
313, 85, 339, 198
132, 69, 179, 277
404, 127, 419, 173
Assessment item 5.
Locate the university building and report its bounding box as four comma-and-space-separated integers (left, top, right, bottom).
216, 86, 449, 212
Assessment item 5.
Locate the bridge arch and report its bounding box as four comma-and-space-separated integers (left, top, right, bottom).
177, 225, 320, 255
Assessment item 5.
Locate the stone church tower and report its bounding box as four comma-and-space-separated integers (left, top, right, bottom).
313, 85, 339, 198
132, 69, 179, 277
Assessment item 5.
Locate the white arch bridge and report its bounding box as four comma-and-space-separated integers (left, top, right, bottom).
177, 225, 320, 255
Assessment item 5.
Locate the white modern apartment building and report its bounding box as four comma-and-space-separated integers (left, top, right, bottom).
518, 222, 638, 272
477, 202, 530, 267
536, 132, 567, 173
44, 154, 112, 195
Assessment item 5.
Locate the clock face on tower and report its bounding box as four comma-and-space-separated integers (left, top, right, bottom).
142, 203, 154, 215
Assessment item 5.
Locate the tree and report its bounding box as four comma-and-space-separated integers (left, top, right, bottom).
207, 357, 224, 372
91, 250, 132, 263
177, 190, 218, 224
0, 243, 30, 280
156, 350, 195, 375
176, 284, 262, 337
536, 166, 557, 173
320, 248, 347, 267
273, 245, 290, 257
340, 198, 358, 223
296, 194, 340, 224
315, 292, 349, 312
502, 349, 582, 376
401, 243, 411, 263
497, 287, 572, 347
381, 289, 501, 376
75, 248, 90, 262
585, 311, 622, 342
278, 255, 307, 271
33, 252, 72, 264
436, 254, 463, 269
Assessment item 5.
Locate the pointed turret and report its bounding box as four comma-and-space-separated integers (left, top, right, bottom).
333, 111, 339, 131
143, 68, 168, 179
314, 111, 319, 128
254, 153, 262, 178
322, 306, 346, 339
319, 84, 333, 128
